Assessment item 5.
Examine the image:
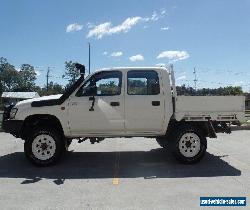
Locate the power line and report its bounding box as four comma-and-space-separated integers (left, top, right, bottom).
194, 66, 250, 77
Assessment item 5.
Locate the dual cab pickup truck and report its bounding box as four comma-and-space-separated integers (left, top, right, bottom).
2, 64, 245, 166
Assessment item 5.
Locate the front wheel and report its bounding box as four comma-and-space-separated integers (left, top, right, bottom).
170, 124, 207, 164
24, 127, 65, 166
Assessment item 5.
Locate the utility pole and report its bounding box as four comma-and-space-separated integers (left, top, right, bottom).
46, 67, 50, 93
88, 42, 91, 75
193, 67, 197, 92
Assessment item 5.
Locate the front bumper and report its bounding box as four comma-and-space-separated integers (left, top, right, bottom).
2, 120, 23, 137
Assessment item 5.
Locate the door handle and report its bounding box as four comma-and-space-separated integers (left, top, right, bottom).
110, 102, 120, 106
152, 101, 160, 106
71, 102, 78, 106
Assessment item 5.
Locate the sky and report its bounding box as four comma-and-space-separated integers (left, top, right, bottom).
0, 0, 250, 91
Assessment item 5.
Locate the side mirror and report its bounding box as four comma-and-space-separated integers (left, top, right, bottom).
75, 63, 85, 77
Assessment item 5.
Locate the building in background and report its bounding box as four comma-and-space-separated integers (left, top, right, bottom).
1, 92, 40, 105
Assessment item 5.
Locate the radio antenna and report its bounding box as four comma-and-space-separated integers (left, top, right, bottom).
88, 42, 91, 75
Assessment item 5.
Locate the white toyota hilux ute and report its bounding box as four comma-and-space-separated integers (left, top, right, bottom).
2, 64, 245, 166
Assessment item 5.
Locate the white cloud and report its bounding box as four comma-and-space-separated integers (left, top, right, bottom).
129, 54, 144, 62
157, 51, 190, 62
87, 22, 111, 39
86, 22, 94, 29
151, 11, 159, 21
161, 26, 170, 31
177, 75, 186, 80
35, 70, 41, 76
66, 23, 83, 32
148, 9, 166, 22
103, 51, 108, 55
111, 51, 123, 57
155, 63, 166, 67
233, 81, 244, 86
161, 9, 167, 15
87, 17, 142, 39
87, 9, 167, 39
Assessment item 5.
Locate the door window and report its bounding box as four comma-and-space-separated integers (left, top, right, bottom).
127, 70, 160, 95
76, 71, 122, 96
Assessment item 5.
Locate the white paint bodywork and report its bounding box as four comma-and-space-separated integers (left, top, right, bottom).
12, 67, 245, 138
2, 92, 40, 99
175, 96, 245, 122
66, 67, 172, 137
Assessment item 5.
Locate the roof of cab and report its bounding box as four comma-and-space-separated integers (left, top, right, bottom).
94, 66, 170, 73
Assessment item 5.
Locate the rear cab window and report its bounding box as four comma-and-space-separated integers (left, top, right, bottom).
127, 70, 160, 95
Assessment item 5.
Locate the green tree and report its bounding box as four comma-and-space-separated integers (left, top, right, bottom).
38, 82, 65, 96
0, 57, 19, 91
63, 61, 80, 88
176, 85, 243, 96
98, 81, 118, 95
0, 57, 8, 93
17, 64, 37, 91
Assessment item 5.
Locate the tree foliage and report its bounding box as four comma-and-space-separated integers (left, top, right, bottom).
18, 64, 37, 91
176, 85, 243, 96
0, 57, 66, 100
36, 82, 65, 96
0, 57, 38, 92
98, 81, 118, 95
0, 57, 20, 91
0, 56, 246, 108
63, 61, 80, 88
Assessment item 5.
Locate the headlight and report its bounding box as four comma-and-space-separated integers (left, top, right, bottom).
10, 108, 18, 119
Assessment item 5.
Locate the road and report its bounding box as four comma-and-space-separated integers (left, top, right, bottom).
0, 131, 249, 209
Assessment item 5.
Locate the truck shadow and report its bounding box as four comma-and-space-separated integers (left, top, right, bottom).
0, 149, 241, 185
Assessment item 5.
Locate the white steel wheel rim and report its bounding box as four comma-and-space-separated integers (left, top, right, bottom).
32, 134, 56, 161
178, 132, 201, 158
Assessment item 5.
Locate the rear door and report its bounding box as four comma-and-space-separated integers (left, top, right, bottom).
125, 70, 165, 134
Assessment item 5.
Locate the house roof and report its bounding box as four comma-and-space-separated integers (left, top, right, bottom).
1, 92, 40, 99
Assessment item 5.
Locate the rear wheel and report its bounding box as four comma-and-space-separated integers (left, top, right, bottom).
24, 127, 65, 166
170, 124, 207, 164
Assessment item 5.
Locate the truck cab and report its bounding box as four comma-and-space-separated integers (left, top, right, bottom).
67, 67, 173, 137
2, 65, 245, 166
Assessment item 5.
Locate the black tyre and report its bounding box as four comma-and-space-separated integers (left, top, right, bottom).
65, 139, 72, 151
170, 124, 207, 164
24, 127, 65, 166
156, 137, 169, 149
66, 139, 72, 147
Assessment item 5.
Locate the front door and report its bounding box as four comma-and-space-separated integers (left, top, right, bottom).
68, 71, 125, 136
125, 70, 165, 134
